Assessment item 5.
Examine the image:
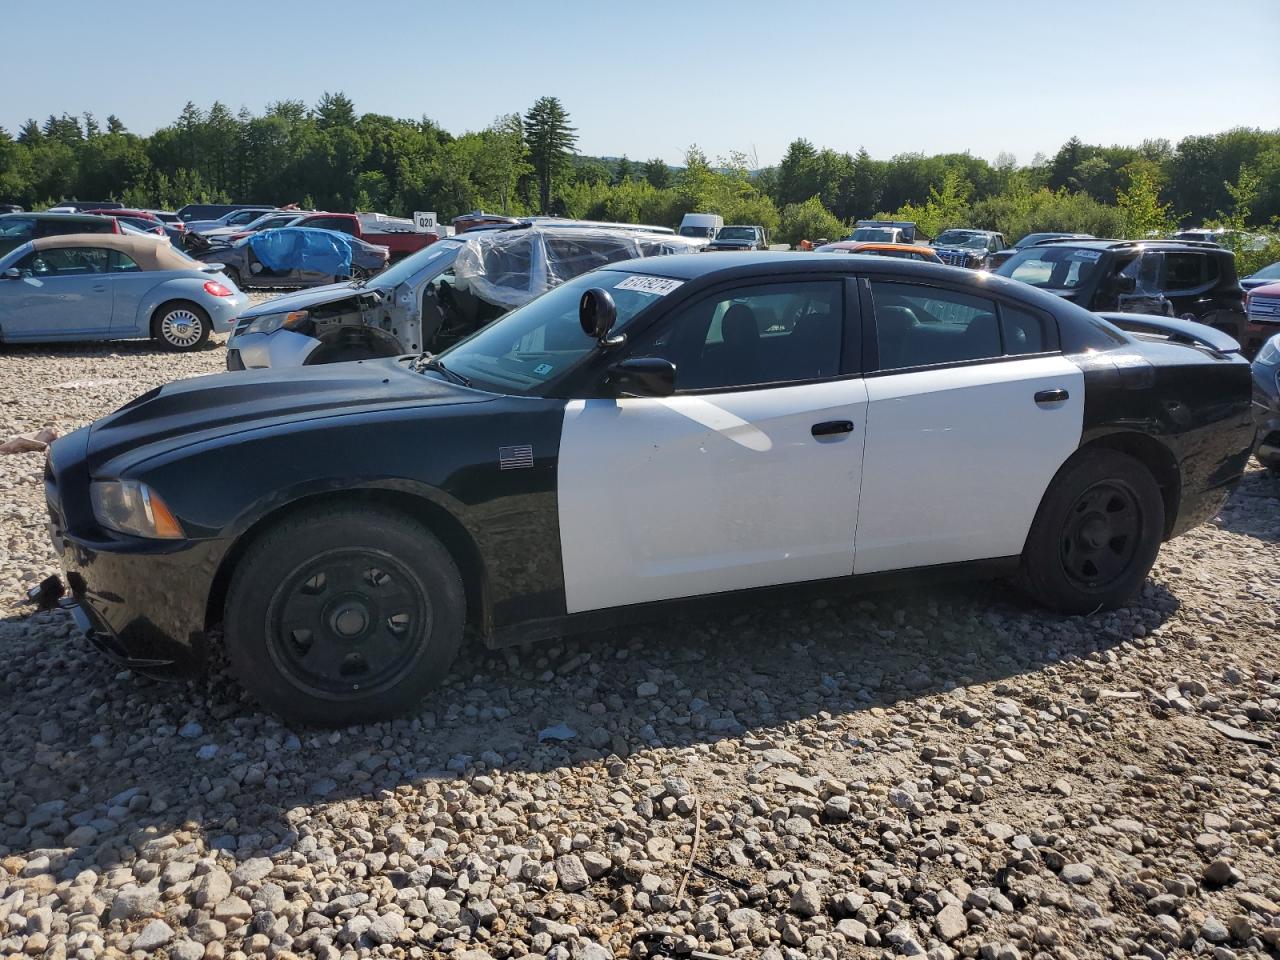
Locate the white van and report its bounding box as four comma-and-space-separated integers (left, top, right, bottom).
678, 213, 723, 240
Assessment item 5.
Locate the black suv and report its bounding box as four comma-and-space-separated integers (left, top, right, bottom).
995, 239, 1253, 351
931, 229, 1006, 269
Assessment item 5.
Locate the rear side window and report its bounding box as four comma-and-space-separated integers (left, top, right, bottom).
0, 217, 35, 239
305, 216, 355, 233
870, 281, 1001, 370
1000, 305, 1052, 355
1162, 252, 1206, 291
109, 250, 141, 273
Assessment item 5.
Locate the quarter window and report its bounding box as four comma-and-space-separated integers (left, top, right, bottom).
109, 250, 141, 273
870, 281, 1001, 370
1162, 253, 1205, 291
645, 281, 844, 390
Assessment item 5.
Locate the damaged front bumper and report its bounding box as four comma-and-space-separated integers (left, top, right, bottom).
226, 328, 322, 370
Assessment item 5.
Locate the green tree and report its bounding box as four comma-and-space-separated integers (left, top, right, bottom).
315, 91, 357, 129
778, 196, 845, 247
1116, 161, 1175, 238
523, 96, 577, 214
643, 157, 670, 189
613, 155, 633, 185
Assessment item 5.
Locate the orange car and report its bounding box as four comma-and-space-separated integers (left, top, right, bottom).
813, 241, 942, 263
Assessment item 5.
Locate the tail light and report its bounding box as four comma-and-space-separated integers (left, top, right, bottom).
203, 280, 233, 297
110, 219, 121, 234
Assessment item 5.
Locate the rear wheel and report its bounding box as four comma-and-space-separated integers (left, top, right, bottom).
152, 301, 211, 351
1021, 449, 1165, 614
223, 506, 464, 725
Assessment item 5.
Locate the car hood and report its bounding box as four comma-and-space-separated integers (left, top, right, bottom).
86, 357, 491, 474
236, 281, 380, 319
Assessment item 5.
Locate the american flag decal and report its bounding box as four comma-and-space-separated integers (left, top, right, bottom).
499, 444, 534, 470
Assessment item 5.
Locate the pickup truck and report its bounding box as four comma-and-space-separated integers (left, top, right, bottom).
703, 225, 769, 252
847, 220, 920, 244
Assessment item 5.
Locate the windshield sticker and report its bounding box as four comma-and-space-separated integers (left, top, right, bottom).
1071, 250, 1103, 261
533, 362, 553, 376
615, 275, 684, 296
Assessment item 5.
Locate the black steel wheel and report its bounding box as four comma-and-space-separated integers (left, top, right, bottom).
1059, 481, 1142, 588
1022, 449, 1164, 613
224, 505, 464, 724
266, 548, 431, 699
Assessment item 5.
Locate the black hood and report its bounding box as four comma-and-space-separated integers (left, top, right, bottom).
87, 357, 492, 473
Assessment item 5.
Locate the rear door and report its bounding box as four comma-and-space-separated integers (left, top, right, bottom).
558, 277, 867, 613
0, 246, 115, 340
854, 279, 1083, 574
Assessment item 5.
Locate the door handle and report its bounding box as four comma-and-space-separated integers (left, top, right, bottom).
1034, 389, 1069, 404
92, 285, 107, 293
812, 420, 855, 437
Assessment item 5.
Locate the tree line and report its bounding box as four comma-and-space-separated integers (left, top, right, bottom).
1, 93, 1277, 267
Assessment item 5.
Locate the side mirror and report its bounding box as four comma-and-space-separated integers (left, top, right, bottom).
1115, 275, 1137, 294
608, 357, 676, 397
579, 287, 619, 343
1, 267, 21, 279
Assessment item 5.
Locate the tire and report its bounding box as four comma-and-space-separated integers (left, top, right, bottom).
350, 265, 372, 282
1020, 449, 1165, 614
223, 506, 464, 725
152, 301, 211, 351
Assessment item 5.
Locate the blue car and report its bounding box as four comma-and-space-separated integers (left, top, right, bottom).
0, 233, 249, 350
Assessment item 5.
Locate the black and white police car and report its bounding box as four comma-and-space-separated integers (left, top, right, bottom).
44, 253, 1254, 723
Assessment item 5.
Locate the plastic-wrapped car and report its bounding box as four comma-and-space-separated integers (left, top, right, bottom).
226, 223, 702, 370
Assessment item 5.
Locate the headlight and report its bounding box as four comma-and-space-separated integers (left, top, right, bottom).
90, 480, 185, 539
237, 309, 309, 337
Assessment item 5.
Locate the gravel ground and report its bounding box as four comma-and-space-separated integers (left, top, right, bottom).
1, 330, 1278, 960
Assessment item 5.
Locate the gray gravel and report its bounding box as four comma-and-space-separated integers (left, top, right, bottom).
1, 329, 1279, 959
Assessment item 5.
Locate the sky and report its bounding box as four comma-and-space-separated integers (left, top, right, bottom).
5, 0, 1279, 167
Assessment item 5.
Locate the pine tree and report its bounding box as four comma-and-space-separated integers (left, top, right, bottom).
614, 155, 633, 185
106, 115, 126, 134
523, 97, 577, 214
643, 157, 670, 189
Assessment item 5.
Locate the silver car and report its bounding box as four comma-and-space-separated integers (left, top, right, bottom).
0, 233, 248, 350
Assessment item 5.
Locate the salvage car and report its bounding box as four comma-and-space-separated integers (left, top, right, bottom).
704, 225, 769, 251
997, 239, 1254, 352
1252, 332, 1280, 472
44, 252, 1254, 723
200, 226, 389, 290
0, 211, 122, 256
226, 223, 702, 370
0, 234, 247, 349
989, 233, 1094, 271
1241, 261, 1280, 293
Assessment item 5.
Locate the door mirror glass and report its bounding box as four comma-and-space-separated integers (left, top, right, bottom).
1, 267, 20, 279
579, 287, 618, 341
608, 357, 676, 397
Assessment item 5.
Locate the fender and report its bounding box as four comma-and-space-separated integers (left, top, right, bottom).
131, 276, 214, 332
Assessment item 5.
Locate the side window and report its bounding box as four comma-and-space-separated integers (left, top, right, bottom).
1162, 253, 1206, 291
302, 216, 346, 231
0, 217, 36, 240
869, 281, 1001, 370
109, 250, 141, 273
1000, 304, 1052, 355
645, 280, 844, 391
22, 247, 109, 276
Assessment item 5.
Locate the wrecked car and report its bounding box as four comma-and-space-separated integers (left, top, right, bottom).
225, 223, 702, 370
201, 226, 390, 291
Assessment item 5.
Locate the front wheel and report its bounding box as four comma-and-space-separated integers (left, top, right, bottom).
223, 506, 465, 725
1021, 449, 1165, 614
152, 301, 211, 351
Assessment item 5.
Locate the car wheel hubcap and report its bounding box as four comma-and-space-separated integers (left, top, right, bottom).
162, 309, 202, 346
267, 549, 430, 698
1060, 481, 1141, 588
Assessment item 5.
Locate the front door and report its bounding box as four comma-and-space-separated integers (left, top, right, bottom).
854, 279, 1085, 574
557, 278, 866, 614
0, 246, 115, 340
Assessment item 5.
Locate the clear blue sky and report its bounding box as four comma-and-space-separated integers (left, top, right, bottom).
6, 0, 1278, 166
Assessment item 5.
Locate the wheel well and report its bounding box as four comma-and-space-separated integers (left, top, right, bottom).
203, 489, 488, 635
1078, 432, 1181, 538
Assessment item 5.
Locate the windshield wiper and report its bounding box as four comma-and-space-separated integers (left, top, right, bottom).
412, 352, 471, 386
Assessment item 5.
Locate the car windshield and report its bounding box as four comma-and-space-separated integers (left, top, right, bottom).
935, 231, 984, 248
1017, 233, 1061, 248
999, 246, 1103, 289
437, 269, 674, 394
717, 227, 756, 241
678, 225, 713, 237
849, 228, 894, 242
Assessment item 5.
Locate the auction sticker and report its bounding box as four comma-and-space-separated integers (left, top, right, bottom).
1071, 250, 1103, 261
615, 275, 684, 296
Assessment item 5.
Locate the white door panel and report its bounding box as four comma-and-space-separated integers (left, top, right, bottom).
854, 356, 1084, 574
558, 379, 868, 613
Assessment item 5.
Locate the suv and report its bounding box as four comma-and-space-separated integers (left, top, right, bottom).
996, 239, 1253, 351
704, 225, 768, 251
990, 233, 1094, 271
0, 212, 122, 256
931, 229, 1007, 269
